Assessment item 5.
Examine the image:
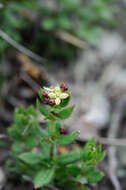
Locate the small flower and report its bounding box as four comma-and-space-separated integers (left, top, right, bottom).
42, 84, 69, 106
43, 91, 49, 98
60, 127, 66, 134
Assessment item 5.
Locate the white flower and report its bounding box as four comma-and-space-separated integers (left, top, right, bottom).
48, 92, 56, 99
55, 98, 61, 105
54, 86, 61, 92
60, 93, 68, 99
43, 87, 53, 92
43, 84, 69, 105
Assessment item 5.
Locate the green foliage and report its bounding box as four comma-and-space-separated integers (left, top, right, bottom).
37, 99, 51, 117
54, 131, 80, 145
58, 105, 75, 120
0, 0, 118, 61
19, 152, 42, 165
34, 168, 55, 188
56, 151, 80, 165
6, 84, 106, 189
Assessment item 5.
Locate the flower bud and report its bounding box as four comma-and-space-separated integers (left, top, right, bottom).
49, 99, 55, 106
60, 127, 66, 134
61, 84, 68, 91
43, 91, 49, 98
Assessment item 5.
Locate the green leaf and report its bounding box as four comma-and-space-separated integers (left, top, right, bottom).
15, 106, 26, 114
87, 170, 104, 183
54, 131, 80, 145
67, 165, 81, 176
86, 167, 104, 183
81, 138, 97, 162
96, 151, 106, 163
76, 175, 88, 184
40, 143, 51, 159
56, 151, 80, 165
34, 168, 55, 188
37, 99, 51, 117
12, 141, 24, 154
26, 135, 38, 150
36, 124, 49, 138
26, 105, 34, 115
58, 105, 74, 120
19, 152, 42, 165
8, 126, 22, 140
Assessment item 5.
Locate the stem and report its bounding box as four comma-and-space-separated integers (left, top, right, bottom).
50, 144, 55, 157
50, 120, 56, 158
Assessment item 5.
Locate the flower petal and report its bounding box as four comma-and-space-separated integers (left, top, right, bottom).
60, 93, 68, 99
54, 86, 61, 92
43, 87, 54, 92
55, 98, 61, 105
48, 92, 56, 99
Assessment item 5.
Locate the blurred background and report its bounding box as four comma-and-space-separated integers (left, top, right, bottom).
0, 0, 126, 189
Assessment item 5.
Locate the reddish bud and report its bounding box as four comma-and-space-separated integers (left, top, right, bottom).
60, 127, 66, 134
61, 84, 68, 91
43, 91, 49, 98
49, 99, 55, 106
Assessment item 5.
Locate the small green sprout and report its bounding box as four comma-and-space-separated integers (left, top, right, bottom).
7, 82, 106, 190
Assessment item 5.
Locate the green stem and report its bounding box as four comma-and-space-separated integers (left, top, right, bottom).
50, 144, 54, 157
50, 120, 56, 158
51, 120, 56, 137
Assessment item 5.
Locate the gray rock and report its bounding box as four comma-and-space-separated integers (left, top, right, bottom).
98, 32, 124, 61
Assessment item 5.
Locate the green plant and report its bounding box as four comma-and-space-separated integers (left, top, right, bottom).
7, 82, 106, 190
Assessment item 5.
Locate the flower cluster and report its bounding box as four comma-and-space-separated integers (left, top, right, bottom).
43, 83, 69, 106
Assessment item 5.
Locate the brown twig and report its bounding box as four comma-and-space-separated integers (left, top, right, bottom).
55, 29, 89, 49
